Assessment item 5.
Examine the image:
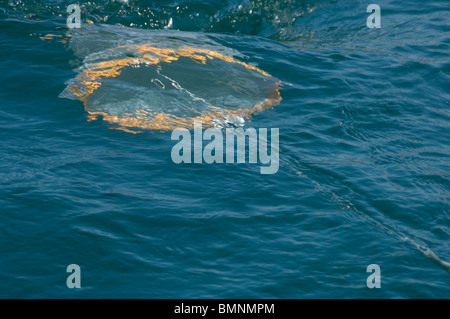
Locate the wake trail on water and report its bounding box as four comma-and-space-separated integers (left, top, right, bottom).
280, 150, 450, 272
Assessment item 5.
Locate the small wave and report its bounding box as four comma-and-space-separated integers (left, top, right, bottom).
2, 0, 317, 41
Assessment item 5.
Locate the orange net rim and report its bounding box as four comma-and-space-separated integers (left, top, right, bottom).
65, 44, 282, 133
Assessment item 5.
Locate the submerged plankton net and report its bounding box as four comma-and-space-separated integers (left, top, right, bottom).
61, 43, 281, 133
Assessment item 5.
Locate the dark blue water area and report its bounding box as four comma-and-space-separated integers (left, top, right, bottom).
0, 0, 449, 298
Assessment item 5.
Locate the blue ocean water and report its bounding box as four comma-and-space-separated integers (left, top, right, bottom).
0, 0, 449, 298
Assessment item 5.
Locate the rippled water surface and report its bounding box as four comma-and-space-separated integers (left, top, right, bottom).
0, 0, 449, 298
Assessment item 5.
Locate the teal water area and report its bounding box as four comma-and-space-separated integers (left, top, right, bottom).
0, 0, 449, 298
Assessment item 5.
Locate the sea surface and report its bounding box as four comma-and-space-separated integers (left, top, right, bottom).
0, 0, 449, 298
